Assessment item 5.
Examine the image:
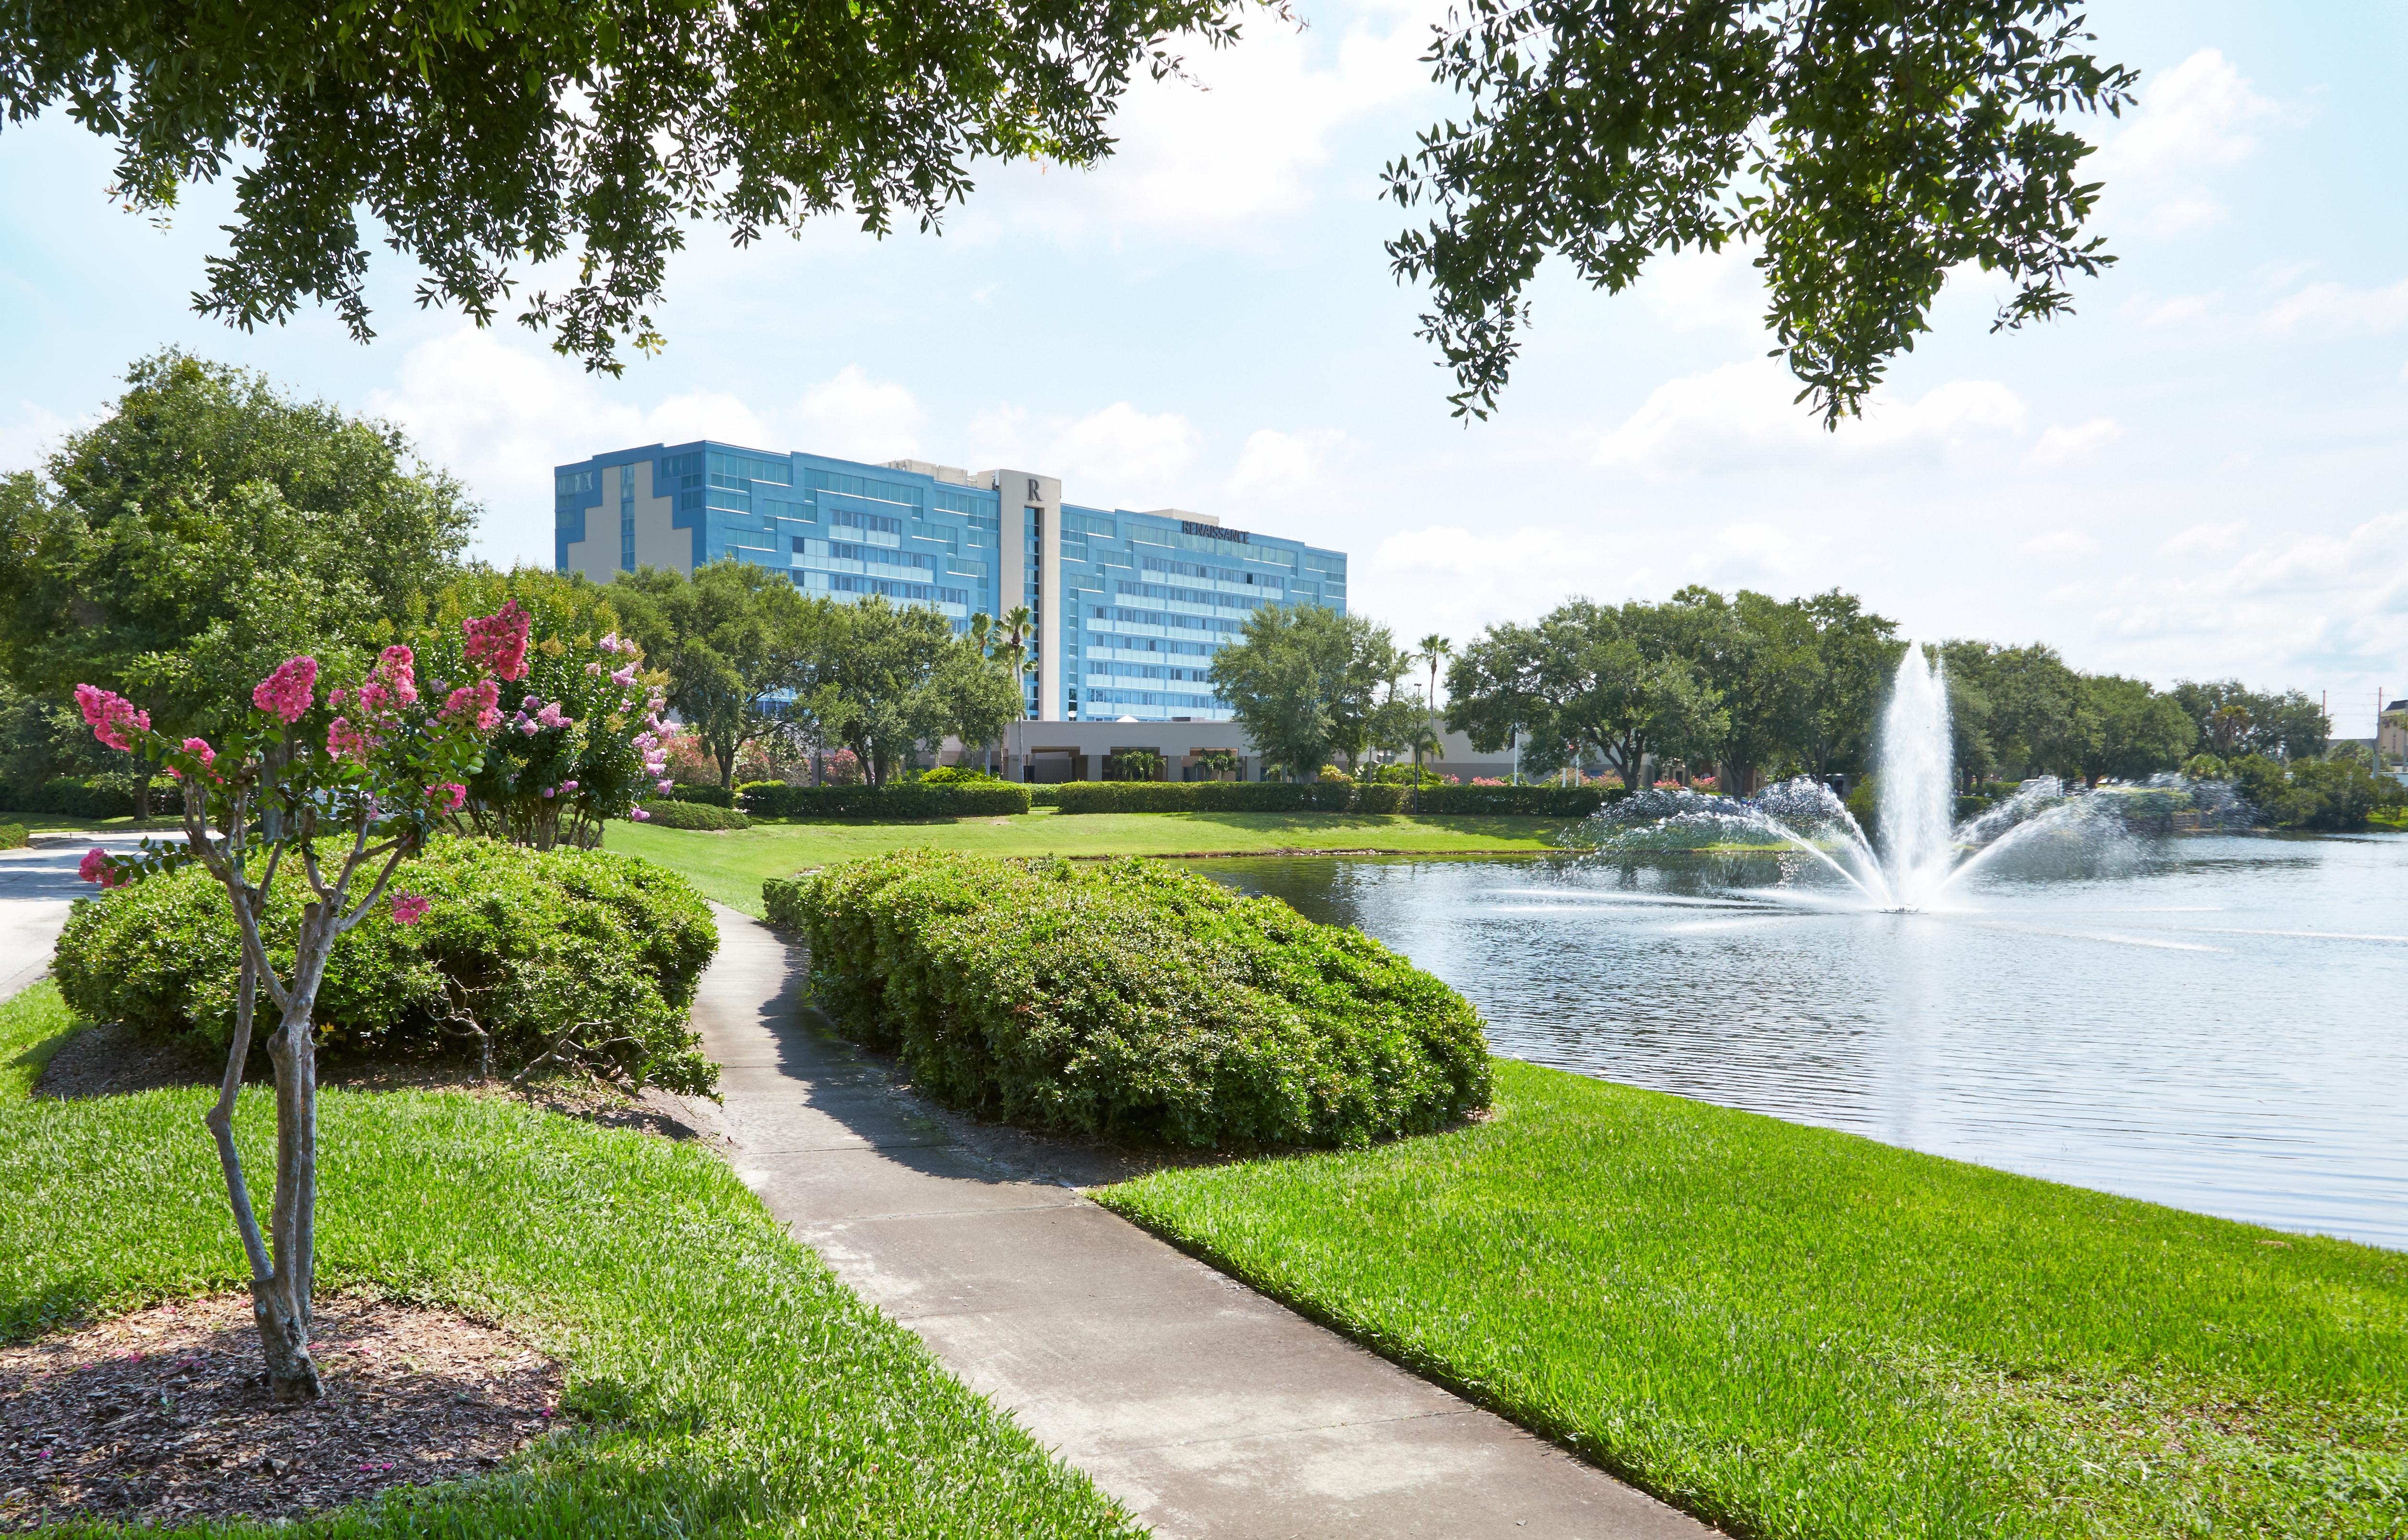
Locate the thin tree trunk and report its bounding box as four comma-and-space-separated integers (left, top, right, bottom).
256, 905, 328, 1402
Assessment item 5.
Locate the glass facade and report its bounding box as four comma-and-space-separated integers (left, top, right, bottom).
554, 441, 1346, 723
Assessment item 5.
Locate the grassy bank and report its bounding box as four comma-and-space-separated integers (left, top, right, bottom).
1103, 1059, 2408, 1540
0, 984, 1140, 1537
612, 811, 1571, 914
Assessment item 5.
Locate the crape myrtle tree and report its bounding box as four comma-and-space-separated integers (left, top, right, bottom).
0, 0, 1249, 372
1384, 0, 2139, 423
70, 602, 532, 1401
0, 353, 473, 816
422, 569, 674, 846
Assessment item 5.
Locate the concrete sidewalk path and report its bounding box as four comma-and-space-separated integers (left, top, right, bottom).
694, 902, 1717, 1540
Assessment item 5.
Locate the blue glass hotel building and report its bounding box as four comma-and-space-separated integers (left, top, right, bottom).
554, 443, 1348, 723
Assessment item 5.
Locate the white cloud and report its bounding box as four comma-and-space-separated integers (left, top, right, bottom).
1372, 522, 1640, 634
2122, 292, 2219, 328
1225, 427, 1350, 502
2257, 277, 2408, 335
2160, 520, 2248, 558
2100, 49, 2279, 176
2140, 197, 2231, 237
2090, 513, 2408, 691
0, 401, 74, 472
977, 0, 1442, 239
796, 366, 925, 462
1631, 245, 1767, 338
2095, 50, 2281, 239
1589, 360, 2024, 479
1048, 403, 1202, 494
370, 327, 781, 563
2022, 418, 2126, 469
970, 401, 1201, 503
2018, 529, 2101, 558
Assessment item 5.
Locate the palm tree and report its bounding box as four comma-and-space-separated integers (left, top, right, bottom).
994, 605, 1037, 722
1413, 633, 1452, 811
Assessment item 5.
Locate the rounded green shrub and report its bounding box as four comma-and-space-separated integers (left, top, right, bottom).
779, 850, 1490, 1148
0, 823, 24, 851
55, 839, 719, 1092
917, 765, 1007, 786
632, 798, 752, 830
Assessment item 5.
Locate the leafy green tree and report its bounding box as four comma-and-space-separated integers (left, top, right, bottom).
802, 597, 1020, 786
2078, 674, 2199, 783
2230, 754, 2403, 831
2171, 679, 2329, 761
1785, 592, 1902, 782
0, 352, 473, 813
1445, 599, 1727, 786
1384, 0, 2137, 422
1937, 642, 2092, 782
1209, 605, 1400, 780
612, 561, 817, 790
2, 1, 1245, 371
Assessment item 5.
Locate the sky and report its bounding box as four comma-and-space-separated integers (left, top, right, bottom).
2, 1, 2405, 735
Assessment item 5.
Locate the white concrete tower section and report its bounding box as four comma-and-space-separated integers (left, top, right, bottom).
980, 467, 1063, 720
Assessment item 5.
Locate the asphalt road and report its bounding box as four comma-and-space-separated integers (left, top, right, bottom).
0, 831, 158, 1001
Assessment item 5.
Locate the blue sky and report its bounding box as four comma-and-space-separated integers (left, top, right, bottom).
3, 1, 2405, 734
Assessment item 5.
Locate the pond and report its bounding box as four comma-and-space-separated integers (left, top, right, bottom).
1188, 831, 2408, 1250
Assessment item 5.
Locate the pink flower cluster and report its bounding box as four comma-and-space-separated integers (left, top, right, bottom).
389, 893, 431, 926
598, 631, 638, 656
463, 601, 532, 682
325, 716, 378, 760
77, 848, 123, 889
442, 679, 501, 733
251, 657, 319, 723
166, 736, 217, 781
431, 782, 468, 812
73, 684, 150, 751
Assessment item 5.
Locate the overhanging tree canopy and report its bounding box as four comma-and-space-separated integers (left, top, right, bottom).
0, 0, 1247, 370
1384, 0, 2138, 422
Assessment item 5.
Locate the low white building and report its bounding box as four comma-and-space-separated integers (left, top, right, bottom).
953, 722, 1523, 784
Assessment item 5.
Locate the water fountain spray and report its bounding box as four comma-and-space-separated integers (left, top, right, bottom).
1571, 643, 2126, 910
1876, 645, 1957, 910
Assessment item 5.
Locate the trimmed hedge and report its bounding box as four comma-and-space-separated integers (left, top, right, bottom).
1055, 781, 1356, 814
770, 851, 1490, 1148
0, 778, 140, 820
0, 823, 24, 850
664, 784, 735, 807
633, 798, 753, 831
56, 839, 720, 1092
1051, 781, 1624, 817
739, 782, 1032, 819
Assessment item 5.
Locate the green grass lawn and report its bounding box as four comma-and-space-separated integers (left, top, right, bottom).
1102, 1059, 2408, 1540
0, 984, 1141, 1538
610, 810, 1572, 914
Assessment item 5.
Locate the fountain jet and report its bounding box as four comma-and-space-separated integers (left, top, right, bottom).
1572, 643, 2121, 909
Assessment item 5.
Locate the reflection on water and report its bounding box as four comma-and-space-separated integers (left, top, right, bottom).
1187, 832, 2408, 1250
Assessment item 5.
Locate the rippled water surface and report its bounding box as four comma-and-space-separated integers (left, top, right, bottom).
1189, 832, 2408, 1249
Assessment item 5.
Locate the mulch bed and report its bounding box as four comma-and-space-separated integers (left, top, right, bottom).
0, 1294, 561, 1530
